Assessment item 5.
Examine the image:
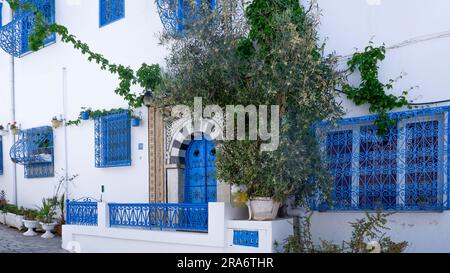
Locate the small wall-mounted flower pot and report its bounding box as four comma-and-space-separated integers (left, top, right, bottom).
51, 119, 61, 129
80, 111, 90, 120
131, 118, 141, 127
10, 127, 20, 136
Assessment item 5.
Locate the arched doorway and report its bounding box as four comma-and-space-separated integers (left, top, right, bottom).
184, 137, 217, 203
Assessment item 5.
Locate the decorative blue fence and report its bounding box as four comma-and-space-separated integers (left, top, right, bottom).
10, 126, 54, 178
66, 200, 98, 226
233, 230, 259, 248
0, 0, 55, 57
156, 0, 217, 35
95, 111, 131, 168
312, 106, 450, 211
99, 0, 125, 27
109, 203, 209, 232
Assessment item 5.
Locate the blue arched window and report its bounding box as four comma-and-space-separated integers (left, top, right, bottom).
100, 0, 125, 27
156, 0, 217, 35
10, 126, 54, 179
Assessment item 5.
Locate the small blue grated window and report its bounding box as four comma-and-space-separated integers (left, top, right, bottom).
95, 111, 131, 168
10, 126, 54, 179
0, 136, 3, 175
233, 230, 259, 248
99, 0, 125, 27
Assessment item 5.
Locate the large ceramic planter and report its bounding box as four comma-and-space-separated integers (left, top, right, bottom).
5, 213, 24, 230
247, 198, 281, 221
0, 211, 6, 225
22, 220, 39, 236
40, 222, 57, 239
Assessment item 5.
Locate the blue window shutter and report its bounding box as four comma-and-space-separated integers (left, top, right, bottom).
99, 0, 125, 27
95, 111, 131, 168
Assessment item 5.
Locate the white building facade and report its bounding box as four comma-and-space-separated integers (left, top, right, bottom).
0, 0, 449, 253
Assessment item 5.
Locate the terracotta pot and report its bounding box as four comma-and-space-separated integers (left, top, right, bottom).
247, 197, 281, 221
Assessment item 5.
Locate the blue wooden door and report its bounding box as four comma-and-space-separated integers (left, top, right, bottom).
185, 138, 217, 203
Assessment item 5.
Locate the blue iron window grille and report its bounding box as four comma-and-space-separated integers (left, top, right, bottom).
156, 0, 217, 35
233, 230, 259, 248
313, 106, 450, 211
10, 126, 54, 179
95, 111, 131, 168
109, 203, 209, 232
0, 0, 55, 57
99, 0, 125, 27
66, 199, 98, 226
0, 136, 3, 175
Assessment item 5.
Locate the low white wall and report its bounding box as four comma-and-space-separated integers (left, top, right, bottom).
62, 202, 293, 253
310, 211, 450, 253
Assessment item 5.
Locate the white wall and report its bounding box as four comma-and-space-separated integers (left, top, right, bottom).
62, 202, 293, 253
308, 0, 450, 117
0, 0, 167, 208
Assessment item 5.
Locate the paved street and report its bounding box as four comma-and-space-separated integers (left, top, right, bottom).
0, 224, 67, 253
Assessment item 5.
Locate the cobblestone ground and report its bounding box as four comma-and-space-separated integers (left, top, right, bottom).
0, 224, 68, 253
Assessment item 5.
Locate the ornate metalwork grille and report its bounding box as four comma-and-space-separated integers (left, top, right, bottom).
0, 0, 55, 57
233, 230, 259, 248
313, 106, 450, 211
99, 0, 125, 27
10, 126, 54, 179
66, 200, 98, 226
0, 136, 3, 175
95, 111, 131, 168
109, 203, 209, 232
156, 0, 217, 35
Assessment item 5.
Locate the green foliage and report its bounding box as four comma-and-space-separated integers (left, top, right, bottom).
343, 43, 411, 135
66, 107, 129, 126
36, 198, 57, 224
283, 212, 408, 253
5, 0, 162, 109
158, 1, 343, 203
22, 208, 40, 221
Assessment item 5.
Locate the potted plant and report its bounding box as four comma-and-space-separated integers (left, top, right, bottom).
131, 115, 141, 127
8, 122, 19, 135
37, 198, 57, 239
4, 204, 25, 230
0, 191, 7, 225
80, 107, 92, 121
0, 124, 7, 136
22, 209, 39, 237
51, 116, 61, 129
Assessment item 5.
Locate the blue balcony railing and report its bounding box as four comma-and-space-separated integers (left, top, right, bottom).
109, 203, 208, 232
0, 0, 55, 57
66, 200, 98, 226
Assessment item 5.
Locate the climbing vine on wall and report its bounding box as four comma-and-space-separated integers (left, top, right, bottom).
342, 43, 411, 135
6, 0, 162, 109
